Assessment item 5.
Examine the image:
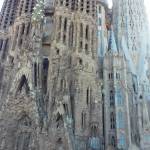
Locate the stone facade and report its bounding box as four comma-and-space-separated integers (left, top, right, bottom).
0, 0, 150, 150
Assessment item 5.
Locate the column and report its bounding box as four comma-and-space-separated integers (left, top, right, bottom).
66, 20, 70, 47
77, 23, 80, 52
24, 23, 29, 37
83, 24, 86, 54
29, 0, 33, 13
1, 39, 7, 59
60, 17, 64, 43
17, 24, 23, 47
89, 28, 92, 57
11, 26, 19, 50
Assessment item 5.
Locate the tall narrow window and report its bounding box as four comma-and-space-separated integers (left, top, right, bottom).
64, 18, 67, 32
117, 90, 123, 106
91, 30, 95, 58
85, 25, 89, 40
80, 23, 83, 38
21, 24, 25, 35
42, 58, 49, 94
86, 88, 89, 105
26, 23, 30, 35
69, 22, 74, 48
85, 43, 89, 54
91, 125, 98, 137
111, 136, 116, 147
110, 112, 115, 129
0, 39, 3, 50
63, 103, 69, 115
34, 63, 37, 87
56, 113, 64, 128
110, 90, 114, 106
81, 111, 86, 129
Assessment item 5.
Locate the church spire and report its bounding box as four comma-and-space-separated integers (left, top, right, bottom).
108, 28, 118, 53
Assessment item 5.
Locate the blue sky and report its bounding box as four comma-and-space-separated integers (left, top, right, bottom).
0, 0, 150, 24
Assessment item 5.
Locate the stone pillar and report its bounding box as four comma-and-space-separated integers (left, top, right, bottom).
77, 23, 80, 52
22, 0, 27, 14
60, 17, 64, 43
66, 20, 70, 47
83, 24, 86, 54
1, 39, 7, 59
17, 24, 23, 47
89, 28, 92, 57
11, 26, 19, 50
24, 23, 29, 37
29, 0, 32, 13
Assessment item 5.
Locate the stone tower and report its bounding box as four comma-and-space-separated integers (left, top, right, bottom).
0, 0, 104, 150
103, 29, 131, 150
0, 0, 19, 29
112, 0, 150, 149
112, 0, 147, 73
48, 0, 103, 149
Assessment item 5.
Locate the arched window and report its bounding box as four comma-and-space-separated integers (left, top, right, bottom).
110, 112, 115, 129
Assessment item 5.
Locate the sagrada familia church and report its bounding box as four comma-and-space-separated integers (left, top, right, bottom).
0, 0, 150, 149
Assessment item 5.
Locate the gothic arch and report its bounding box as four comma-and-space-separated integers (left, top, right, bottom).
11, 67, 32, 94
16, 75, 30, 94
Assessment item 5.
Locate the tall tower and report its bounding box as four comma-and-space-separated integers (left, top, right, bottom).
0, 0, 19, 29
103, 29, 131, 150
112, 0, 147, 75
47, 0, 103, 149
9, 0, 35, 51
